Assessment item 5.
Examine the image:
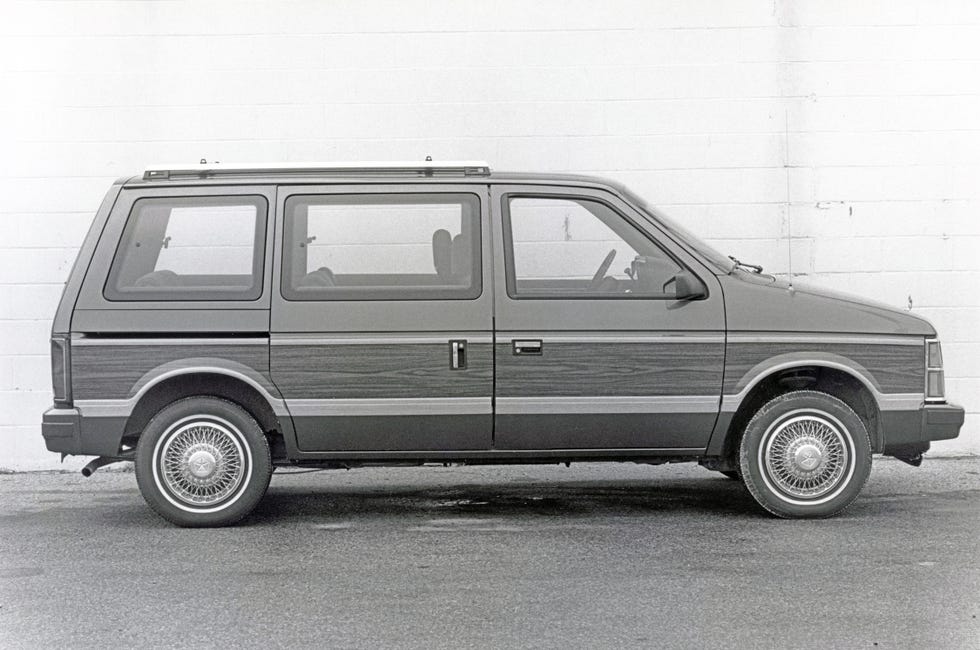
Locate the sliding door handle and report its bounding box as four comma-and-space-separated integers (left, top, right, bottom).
449, 339, 467, 369
512, 339, 543, 356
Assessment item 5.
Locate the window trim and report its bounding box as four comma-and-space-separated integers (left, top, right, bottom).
102, 195, 269, 303
500, 192, 696, 301
280, 192, 484, 303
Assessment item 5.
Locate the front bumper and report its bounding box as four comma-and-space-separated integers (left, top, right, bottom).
881, 402, 965, 455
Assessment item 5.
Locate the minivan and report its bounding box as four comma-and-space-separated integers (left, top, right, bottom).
42, 161, 964, 526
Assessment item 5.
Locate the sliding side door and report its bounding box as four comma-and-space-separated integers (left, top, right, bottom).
271, 184, 493, 452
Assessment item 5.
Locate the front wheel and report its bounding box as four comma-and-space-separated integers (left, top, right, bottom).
135, 396, 272, 527
739, 391, 872, 518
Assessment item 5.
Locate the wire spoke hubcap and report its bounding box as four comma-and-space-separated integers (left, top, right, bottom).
762, 413, 850, 501
158, 420, 246, 508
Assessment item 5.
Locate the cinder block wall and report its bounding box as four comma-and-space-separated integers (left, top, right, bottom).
1, 1, 977, 469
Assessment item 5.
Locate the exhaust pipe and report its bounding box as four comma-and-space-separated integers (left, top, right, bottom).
81, 456, 129, 477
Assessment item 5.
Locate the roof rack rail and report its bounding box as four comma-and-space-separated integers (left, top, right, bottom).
142, 160, 492, 181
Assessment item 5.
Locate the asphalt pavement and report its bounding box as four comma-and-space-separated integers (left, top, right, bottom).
1, 458, 978, 649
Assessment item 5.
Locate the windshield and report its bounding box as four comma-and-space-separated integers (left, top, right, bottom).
621, 187, 736, 273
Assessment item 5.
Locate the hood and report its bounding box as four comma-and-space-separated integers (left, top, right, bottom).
720, 270, 936, 336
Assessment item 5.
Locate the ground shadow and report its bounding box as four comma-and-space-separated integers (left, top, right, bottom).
246, 473, 765, 524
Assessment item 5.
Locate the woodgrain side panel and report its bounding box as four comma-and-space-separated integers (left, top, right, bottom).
494, 341, 725, 397
723, 342, 924, 394
72, 343, 271, 400
271, 343, 493, 399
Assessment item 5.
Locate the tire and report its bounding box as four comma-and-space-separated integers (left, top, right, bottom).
135, 396, 272, 527
738, 390, 872, 519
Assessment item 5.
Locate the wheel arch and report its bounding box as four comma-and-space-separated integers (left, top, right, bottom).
121, 371, 288, 459
717, 362, 883, 462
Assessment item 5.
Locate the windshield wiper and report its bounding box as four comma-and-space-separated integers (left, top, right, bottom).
728, 255, 763, 274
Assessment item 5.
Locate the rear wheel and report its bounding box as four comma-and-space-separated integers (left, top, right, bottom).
135, 396, 272, 527
739, 390, 872, 518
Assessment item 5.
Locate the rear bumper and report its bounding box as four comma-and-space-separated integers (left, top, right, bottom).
881, 402, 964, 455
921, 402, 965, 441
42, 406, 128, 457
42, 407, 81, 454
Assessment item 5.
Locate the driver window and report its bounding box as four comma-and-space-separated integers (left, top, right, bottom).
505, 196, 682, 298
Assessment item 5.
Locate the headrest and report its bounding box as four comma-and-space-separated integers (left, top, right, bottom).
451, 233, 470, 278
297, 267, 336, 288
133, 270, 178, 287
432, 229, 452, 278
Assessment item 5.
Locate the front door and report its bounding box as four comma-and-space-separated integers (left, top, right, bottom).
271, 185, 493, 452
491, 185, 725, 451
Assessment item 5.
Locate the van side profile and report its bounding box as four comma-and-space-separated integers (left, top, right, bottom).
42, 161, 964, 526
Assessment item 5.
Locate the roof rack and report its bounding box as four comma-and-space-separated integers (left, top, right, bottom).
142, 160, 492, 181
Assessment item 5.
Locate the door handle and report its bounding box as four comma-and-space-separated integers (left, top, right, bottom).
512, 339, 543, 356
449, 339, 467, 370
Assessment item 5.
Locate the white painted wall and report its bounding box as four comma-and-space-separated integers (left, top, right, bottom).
1, 0, 977, 470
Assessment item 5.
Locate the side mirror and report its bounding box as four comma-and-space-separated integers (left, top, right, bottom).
663, 270, 707, 301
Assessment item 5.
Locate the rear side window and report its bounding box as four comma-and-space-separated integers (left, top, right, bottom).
282, 193, 481, 301
104, 196, 267, 301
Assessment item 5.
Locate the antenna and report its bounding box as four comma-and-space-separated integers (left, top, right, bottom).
784, 109, 794, 291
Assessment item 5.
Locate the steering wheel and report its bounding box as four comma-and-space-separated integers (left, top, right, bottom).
587, 249, 617, 290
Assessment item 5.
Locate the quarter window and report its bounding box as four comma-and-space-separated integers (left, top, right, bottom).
282, 193, 481, 301
504, 196, 683, 298
104, 196, 267, 301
